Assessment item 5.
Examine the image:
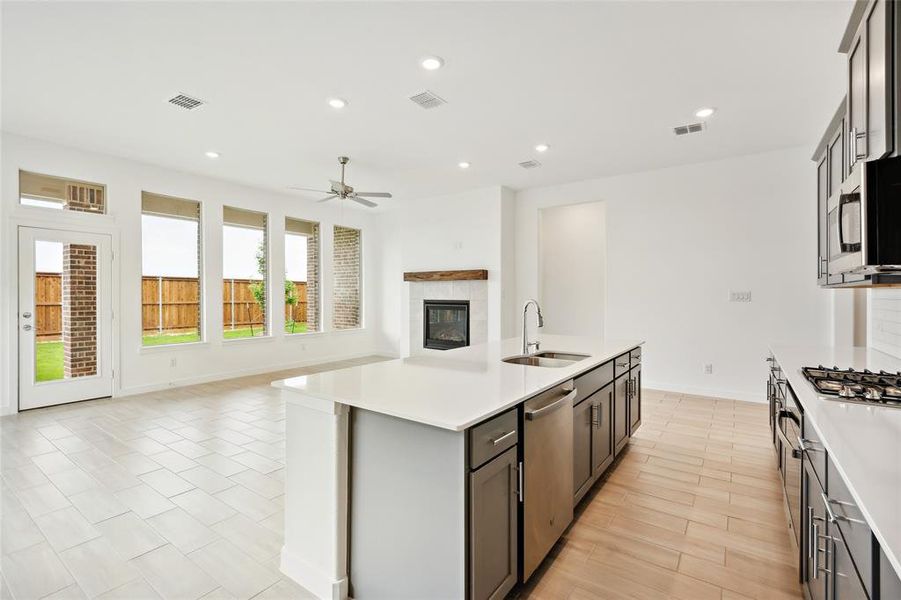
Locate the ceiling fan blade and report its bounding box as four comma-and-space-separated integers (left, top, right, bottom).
353, 192, 393, 198
350, 196, 378, 208
288, 186, 332, 193
317, 195, 339, 203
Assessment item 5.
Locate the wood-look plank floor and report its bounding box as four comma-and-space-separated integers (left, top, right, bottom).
519, 389, 803, 600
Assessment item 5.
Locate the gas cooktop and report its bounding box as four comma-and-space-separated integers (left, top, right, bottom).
801, 365, 901, 408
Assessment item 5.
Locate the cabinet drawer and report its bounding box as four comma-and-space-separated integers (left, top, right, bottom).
613, 353, 630, 378
826, 458, 873, 597
469, 409, 518, 469
573, 361, 614, 406
880, 547, 901, 600
831, 531, 869, 600
629, 347, 641, 367
801, 413, 827, 487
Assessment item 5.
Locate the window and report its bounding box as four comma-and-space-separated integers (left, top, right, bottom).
141, 193, 202, 346
20, 170, 106, 213
223, 207, 268, 338
285, 218, 320, 334
333, 225, 362, 330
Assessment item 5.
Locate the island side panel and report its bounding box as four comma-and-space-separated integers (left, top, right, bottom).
350, 408, 467, 599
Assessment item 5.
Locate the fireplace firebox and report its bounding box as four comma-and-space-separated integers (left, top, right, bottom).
423, 300, 470, 350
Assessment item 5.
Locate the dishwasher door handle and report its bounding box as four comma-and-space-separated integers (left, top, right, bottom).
525, 388, 577, 420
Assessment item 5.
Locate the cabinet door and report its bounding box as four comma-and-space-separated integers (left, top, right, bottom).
573, 398, 593, 502
848, 0, 894, 167
848, 31, 867, 169
804, 457, 828, 600
817, 152, 829, 283
831, 532, 869, 600
865, 0, 893, 160
591, 384, 613, 476
469, 446, 518, 600
613, 374, 628, 456
629, 366, 642, 435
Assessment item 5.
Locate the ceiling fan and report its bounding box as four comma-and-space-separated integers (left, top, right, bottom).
288, 156, 392, 207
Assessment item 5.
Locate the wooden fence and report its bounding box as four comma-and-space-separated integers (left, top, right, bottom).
34, 273, 307, 339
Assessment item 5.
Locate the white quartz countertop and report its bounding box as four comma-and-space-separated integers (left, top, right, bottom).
770, 344, 901, 581
273, 335, 642, 432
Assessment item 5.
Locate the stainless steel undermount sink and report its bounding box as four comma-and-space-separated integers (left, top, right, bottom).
502, 351, 590, 368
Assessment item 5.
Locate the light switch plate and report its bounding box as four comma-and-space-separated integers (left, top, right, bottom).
729, 291, 752, 302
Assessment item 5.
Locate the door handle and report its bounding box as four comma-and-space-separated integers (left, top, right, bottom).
22, 324, 33, 331
525, 388, 577, 420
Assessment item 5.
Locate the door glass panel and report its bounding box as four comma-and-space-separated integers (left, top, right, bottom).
34, 239, 98, 382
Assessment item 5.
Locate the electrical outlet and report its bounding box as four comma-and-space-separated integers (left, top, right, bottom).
703, 363, 713, 375
729, 290, 752, 302
170, 358, 177, 368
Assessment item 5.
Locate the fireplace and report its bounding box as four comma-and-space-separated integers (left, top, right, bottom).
423, 300, 470, 350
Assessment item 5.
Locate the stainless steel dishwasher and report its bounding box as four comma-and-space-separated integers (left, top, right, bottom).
522, 380, 576, 581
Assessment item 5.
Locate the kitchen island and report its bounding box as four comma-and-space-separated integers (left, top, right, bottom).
273, 335, 643, 600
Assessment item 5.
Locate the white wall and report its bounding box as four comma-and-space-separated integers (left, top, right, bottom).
378, 186, 515, 357
538, 201, 606, 338
515, 146, 831, 402
870, 288, 901, 358
1, 133, 385, 415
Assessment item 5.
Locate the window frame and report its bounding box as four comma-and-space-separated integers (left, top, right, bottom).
222, 206, 270, 342
284, 217, 321, 337
332, 224, 364, 331
139, 192, 205, 348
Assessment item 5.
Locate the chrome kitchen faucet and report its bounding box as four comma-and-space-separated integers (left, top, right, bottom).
521, 299, 544, 355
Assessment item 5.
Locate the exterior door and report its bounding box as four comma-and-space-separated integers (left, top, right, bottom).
18, 227, 113, 410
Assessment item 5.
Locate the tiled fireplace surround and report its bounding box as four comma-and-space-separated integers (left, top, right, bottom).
408, 280, 488, 355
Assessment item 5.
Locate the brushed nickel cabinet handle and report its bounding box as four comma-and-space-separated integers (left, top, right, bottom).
491, 430, 516, 446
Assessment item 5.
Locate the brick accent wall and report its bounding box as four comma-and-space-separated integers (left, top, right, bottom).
62, 244, 98, 378
66, 182, 105, 214
306, 224, 320, 331
333, 226, 361, 330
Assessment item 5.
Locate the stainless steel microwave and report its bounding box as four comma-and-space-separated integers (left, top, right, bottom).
827, 155, 901, 278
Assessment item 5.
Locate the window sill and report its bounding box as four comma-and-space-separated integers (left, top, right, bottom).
139, 341, 209, 354
330, 327, 365, 334
223, 334, 275, 345
283, 330, 327, 339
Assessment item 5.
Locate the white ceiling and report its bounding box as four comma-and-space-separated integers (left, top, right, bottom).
1, 1, 851, 207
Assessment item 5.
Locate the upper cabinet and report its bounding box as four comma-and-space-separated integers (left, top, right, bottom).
844, 0, 895, 168
814, 0, 899, 288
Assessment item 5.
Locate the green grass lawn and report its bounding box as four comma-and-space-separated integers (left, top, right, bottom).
36, 322, 311, 381
35, 341, 63, 382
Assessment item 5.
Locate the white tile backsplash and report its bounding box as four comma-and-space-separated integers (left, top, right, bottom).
408, 280, 488, 356
871, 289, 901, 358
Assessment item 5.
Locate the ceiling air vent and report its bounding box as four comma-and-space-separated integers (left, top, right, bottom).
409, 90, 447, 110
673, 122, 706, 136
518, 160, 542, 170
167, 93, 205, 110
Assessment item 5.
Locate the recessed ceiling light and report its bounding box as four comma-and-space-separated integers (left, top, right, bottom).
328, 98, 347, 109
458, 161, 471, 169
421, 56, 445, 71
695, 107, 716, 118
205, 151, 220, 159
535, 143, 549, 153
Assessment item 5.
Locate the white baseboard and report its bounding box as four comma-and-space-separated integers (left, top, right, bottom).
117, 350, 390, 398
643, 380, 766, 404
281, 546, 348, 600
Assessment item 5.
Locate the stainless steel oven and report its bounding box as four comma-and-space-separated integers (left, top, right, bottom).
775, 385, 802, 548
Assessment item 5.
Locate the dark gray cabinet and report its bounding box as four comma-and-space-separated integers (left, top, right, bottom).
573, 382, 614, 505
816, 151, 829, 283
846, 0, 894, 168
628, 365, 641, 435
803, 454, 829, 600
613, 374, 629, 456
592, 385, 613, 477
572, 395, 594, 501
469, 446, 518, 600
